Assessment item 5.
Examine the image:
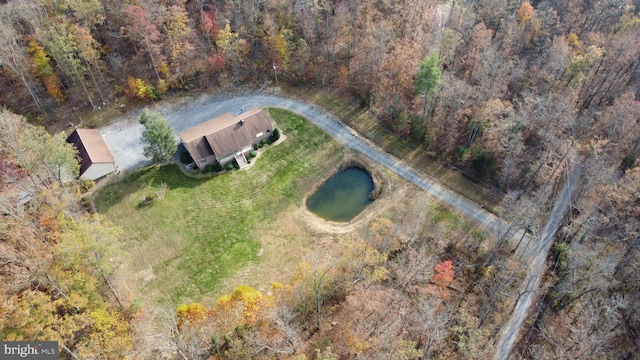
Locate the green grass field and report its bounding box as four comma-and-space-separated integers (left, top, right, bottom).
94, 109, 345, 303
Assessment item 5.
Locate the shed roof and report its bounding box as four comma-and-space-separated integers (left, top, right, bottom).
179, 109, 273, 160
66, 129, 115, 176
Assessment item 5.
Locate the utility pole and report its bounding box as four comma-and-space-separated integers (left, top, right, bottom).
273, 63, 279, 87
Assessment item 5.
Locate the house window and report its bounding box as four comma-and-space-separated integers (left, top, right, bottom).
255, 132, 264, 138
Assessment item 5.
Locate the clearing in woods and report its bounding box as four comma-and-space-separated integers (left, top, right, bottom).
94, 109, 402, 307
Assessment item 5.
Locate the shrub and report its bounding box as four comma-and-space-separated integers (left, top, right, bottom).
83, 198, 96, 214
253, 144, 259, 150
266, 139, 273, 145
205, 164, 213, 173
249, 151, 257, 158
140, 192, 158, 206
260, 139, 267, 145
269, 127, 280, 142
26, 112, 45, 126
213, 164, 223, 172
258, 143, 263, 148
225, 162, 235, 170
78, 178, 95, 193
233, 161, 240, 169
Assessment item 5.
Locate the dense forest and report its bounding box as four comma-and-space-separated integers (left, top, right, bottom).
2, 0, 640, 358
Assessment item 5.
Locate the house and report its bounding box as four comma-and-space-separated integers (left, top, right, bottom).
66, 129, 117, 180
179, 108, 274, 170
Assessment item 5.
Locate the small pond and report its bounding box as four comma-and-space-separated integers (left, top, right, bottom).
306, 167, 374, 222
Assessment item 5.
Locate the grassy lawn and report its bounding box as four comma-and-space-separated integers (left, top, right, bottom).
94, 109, 345, 303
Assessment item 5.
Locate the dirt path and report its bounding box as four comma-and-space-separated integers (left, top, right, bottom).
493, 164, 581, 360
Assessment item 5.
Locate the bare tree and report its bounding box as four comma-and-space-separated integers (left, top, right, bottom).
0, 3, 45, 110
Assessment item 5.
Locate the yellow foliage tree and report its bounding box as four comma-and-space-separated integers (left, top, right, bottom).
272, 27, 295, 70
339, 235, 389, 284
216, 20, 247, 81
78, 308, 133, 358
517, 2, 534, 25
176, 302, 209, 329
567, 33, 581, 50
28, 38, 65, 102
216, 285, 267, 324
127, 76, 156, 100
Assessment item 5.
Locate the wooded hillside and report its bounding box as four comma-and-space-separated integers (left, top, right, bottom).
1, 0, 640, 358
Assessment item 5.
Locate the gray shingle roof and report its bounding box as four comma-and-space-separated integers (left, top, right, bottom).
179, 109, 273, 162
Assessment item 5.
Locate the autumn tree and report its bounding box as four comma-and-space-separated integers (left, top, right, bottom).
433, 260, 455, 288
201, 7, 225, 70
51, 0, 106, 28
338, 234, 389, 285
70, 23, 107, 104
217, 20, 246, 82
372, 39, 421, 135
0, 109, 133, 358
138, 109, 177, 163
516, 2, 534, 25
28, 38, 65, 102
0, 109, 78, 186
456, 22, 493, 82
202, 7, 220, 43
124, 5, 165, 81
172, 302, 214, 359
578, 27, 640, 111
58, 215, 125, 307
269, 25, 296, 71
0, 3, 45, 110
30, 18, 101, 108
163, 4, 195, 81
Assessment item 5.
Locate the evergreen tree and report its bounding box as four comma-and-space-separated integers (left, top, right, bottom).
414, 53, 442, 131
139, 109, 176, 163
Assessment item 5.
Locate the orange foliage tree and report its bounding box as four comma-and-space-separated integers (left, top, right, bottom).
433, 260, 455, 288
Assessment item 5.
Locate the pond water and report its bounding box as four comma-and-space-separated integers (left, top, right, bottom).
306, 167, 374, 222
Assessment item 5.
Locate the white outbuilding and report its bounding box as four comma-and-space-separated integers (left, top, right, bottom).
66, 129, 117, 181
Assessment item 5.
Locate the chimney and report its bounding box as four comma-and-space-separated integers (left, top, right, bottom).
240, 119, 245, 125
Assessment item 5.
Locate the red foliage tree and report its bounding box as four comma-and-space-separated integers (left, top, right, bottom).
202, 7, 220, 42
124, 5, 164, 81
